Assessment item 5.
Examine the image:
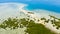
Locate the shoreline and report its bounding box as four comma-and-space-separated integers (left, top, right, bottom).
20, 5, 60, 34
0, 3, 60, 34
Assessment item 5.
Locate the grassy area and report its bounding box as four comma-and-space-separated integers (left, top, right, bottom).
0, 16, 57, 34
20, 18, 56, 34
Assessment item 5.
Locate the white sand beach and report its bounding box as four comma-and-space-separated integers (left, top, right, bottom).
19, 4, 60, 34
0, 3, 60, 34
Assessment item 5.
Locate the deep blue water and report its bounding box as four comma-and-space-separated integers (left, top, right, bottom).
25, 4, 60, 13
0, 0, 60, 13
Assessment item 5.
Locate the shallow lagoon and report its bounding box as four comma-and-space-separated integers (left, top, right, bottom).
0, 3, 60, 34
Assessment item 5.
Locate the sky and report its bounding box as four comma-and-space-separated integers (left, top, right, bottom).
0, 0, 60, 13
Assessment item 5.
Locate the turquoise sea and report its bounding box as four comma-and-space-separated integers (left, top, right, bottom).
0, 0, 60, 19
25, 3, 60, 13
0, 0, 60, 13
0, 0, 60, 34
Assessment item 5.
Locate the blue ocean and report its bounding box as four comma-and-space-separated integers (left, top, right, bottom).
0, 0, 60, 13
0, 0, 60, 19
25, 3, 60, 13
0, 0, 60, 34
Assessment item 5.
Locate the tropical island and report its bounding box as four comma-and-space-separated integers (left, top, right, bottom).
0, 15, 60, 34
